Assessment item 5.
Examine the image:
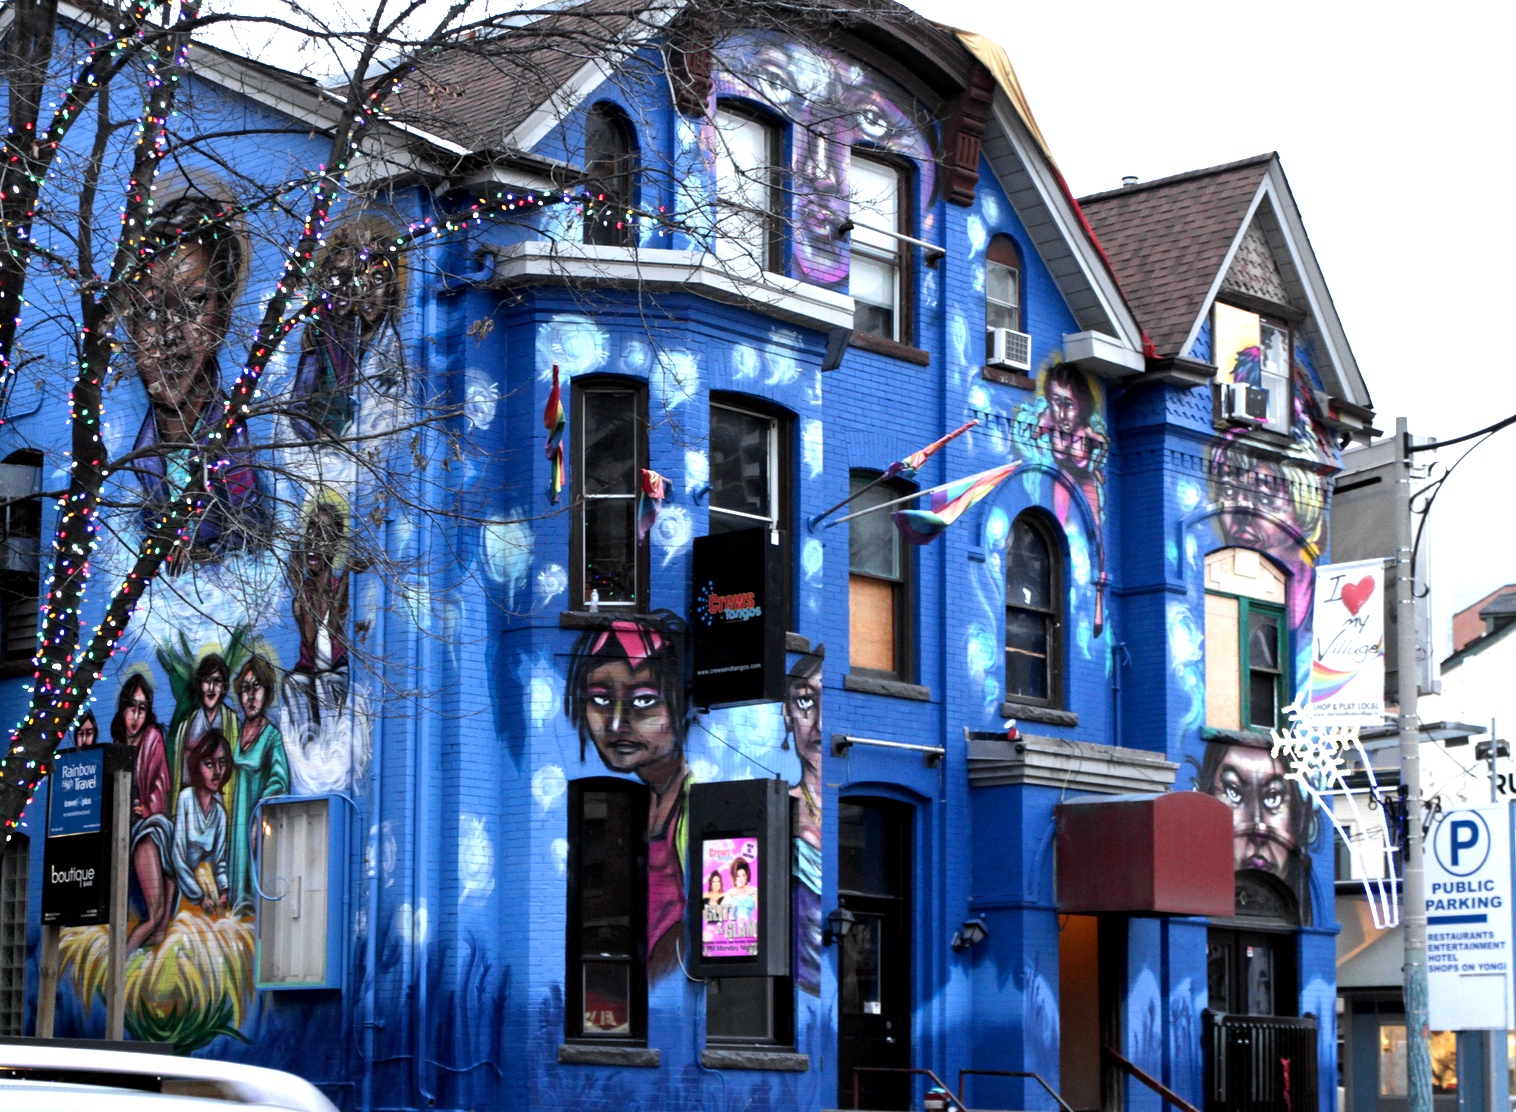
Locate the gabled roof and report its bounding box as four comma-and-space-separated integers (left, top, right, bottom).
1079, 154, 1371, 411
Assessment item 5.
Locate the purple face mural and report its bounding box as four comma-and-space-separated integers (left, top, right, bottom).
712, 31, 935, 287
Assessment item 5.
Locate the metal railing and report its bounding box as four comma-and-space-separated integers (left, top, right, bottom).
1202, 1011, 1318, 1112
1102, 1046, 1202, 1112
957, 1069, 1074, 1112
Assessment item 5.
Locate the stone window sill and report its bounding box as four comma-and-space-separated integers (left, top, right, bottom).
844, 671, 931, 701
557, 1044, 660, 1067
848, 330, 931, 366
1001, 701, 1078, 727
700, 1048, 810, 1071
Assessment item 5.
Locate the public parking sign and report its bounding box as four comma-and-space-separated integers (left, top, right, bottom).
1426, 804, 1515, 1030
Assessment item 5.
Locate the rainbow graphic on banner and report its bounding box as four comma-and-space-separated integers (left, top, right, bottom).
1310, 651, 1381, 702
893, 461, 1019, 545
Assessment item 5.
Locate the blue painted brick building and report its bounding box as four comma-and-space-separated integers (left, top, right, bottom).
0, 4, 1377, 1111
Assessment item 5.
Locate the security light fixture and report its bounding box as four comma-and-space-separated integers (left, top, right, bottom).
822, 906, 856, 947
951, 917, 989, 952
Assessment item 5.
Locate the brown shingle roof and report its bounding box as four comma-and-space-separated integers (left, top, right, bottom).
387, 0, 653, 152
1078, 154, 1274, 359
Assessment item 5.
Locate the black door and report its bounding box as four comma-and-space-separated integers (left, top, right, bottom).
837, 799, 912, 1110
1206, 927, 1296, 1016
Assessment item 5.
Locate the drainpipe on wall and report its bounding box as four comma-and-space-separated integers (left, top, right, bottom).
411, 231, 444, 1111
359, 519, 391, 1112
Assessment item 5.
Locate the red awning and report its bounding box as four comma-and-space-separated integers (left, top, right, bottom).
1056, 791, 1234, 916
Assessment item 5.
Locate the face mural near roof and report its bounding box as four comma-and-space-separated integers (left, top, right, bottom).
710, 31, 936, 288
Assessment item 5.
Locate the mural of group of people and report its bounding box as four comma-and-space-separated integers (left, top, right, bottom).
564, 616, 824, 994
52, 175, 402, 1050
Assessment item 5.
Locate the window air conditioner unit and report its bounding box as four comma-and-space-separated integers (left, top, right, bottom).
1222, 382, 1269, 425
987, 327, 1033, 372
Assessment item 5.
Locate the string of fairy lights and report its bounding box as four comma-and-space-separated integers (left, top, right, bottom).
0, 21, 666, 829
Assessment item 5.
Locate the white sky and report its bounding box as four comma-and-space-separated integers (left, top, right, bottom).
907, 0, 1516, 640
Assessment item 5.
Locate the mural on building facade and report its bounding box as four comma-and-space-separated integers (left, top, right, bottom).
565, 615, 692, 980
784, 648, 823, 996
1175, 321, 1338, 922
710, 31, 936, 289
51, 207, 395, 1052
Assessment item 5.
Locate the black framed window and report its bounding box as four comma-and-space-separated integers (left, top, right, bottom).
706, 976, 794, 1047
584, 104, 636, 248
848, 471, 912, 680
713, 103, 782, 273
849, 155, 908, 342
1005, 514, 1062, 707
0, 451, 42, 665
985, 234, 1022, 337
566, 778, 648, 1042
573, 380, 648, 610
708, 400, 787, 535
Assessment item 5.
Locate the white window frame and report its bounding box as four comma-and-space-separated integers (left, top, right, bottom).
708, 401, 780, 535
848, 154, 904, 343
713, 105, 780, 275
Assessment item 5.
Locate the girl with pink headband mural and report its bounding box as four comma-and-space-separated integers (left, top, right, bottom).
565, 613, 691, 980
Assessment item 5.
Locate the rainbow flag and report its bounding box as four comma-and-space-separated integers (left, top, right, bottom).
636, 468, 668, 544
544, 363, 565, 503
887, 420, 977, 479
893, 461, 1019, 545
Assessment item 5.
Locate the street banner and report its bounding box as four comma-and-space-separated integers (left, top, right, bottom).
1426, 804, 1514, 1030
1306, 558, 1385, 724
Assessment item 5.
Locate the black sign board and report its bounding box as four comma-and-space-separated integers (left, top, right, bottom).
685, 778, 791, 978
42, 745, 130, 926
690, 527, 786, 708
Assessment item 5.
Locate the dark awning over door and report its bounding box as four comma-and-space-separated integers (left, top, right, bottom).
1056, 791, 1234, 916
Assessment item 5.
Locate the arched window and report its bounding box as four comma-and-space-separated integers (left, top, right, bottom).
1005, 513, 1061, 706
583, 104, 636, 248
986, 234, 1022, 335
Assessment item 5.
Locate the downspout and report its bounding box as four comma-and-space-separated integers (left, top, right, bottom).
359, 518, 391, 1112
411, 224, 445, 1112
1111, 641, 1129, 746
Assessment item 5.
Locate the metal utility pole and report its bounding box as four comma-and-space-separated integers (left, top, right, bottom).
1396, 416, 1432, 1109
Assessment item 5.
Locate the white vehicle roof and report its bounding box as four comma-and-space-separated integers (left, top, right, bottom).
0, 1043, 338, 1112
1, 1077, 248, 1112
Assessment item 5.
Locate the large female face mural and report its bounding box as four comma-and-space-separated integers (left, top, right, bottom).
1195, 740, 1315, 909
711, 31, 935, 287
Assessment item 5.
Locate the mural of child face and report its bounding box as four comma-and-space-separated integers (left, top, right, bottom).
122, 689, 150, 741
198, 744, 230, 795
305, 507, 341, 576
1211, 746, 1298, 877
200, 670, 227, 713
1049, 376, 1084, 437
1215, 453, 1294, 553
239, 670, 267, 720
323, 240, 396, 329
584, 659, 680, 778
74, 716, 98, 749
126, 241, 225, 413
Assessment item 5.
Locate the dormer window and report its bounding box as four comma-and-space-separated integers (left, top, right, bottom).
985, 235, 1022, 334
1213, 302, 1291, 435
584, 104, 636, 248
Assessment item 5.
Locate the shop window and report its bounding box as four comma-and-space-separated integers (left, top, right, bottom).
1212, 302, 1291, 434
1204, 548, 1288, 732
0, 450, 42, 666
848, 471, 912, 679
1378, 1025, 1457, 1095
0, 833, 27, 1036
985, 234, 1022, 336
1005, 514, 1062, 707
583, 103, 637, 248
256, 797, 342, 989
713, 104, 782, 273
573, 380, 647, 610
566, 778, 648, 1042
849, 155, 907, 343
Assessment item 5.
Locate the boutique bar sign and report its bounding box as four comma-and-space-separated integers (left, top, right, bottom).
691, 527, 787, 708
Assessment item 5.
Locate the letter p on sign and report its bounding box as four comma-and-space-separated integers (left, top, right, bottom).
1452, 820, 1482, 868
